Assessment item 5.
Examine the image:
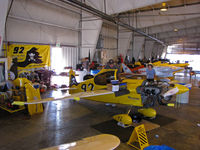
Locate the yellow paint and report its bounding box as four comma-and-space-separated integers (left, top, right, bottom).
172, 63, 189, 68
113, 114, 132, 125
18, 70, 31, 75
127, 124, 149, 150
138, 108, 156, 118
135, 62, 142, 66
69, 69, 117, 93
13, 78, 32, 88
12, 101, 25, 106
0, 105, 25, 113
73, 97, 80, 101
175, 84, 189, 95
153, 61, 189, 68
7, 44, 50, 70
85, 92, 143, 107
68, 69, 143, 107
25, 83, 43, 115
167, 103, 175, 107
169, 80, 179, 84
13, 69, 189, 118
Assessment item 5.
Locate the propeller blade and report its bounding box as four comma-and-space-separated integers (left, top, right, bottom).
163, 87, 179, 97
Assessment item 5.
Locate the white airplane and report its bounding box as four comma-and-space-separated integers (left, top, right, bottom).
122, 63, 183, 78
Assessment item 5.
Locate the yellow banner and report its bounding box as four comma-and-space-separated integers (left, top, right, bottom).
8, 44, 50, 70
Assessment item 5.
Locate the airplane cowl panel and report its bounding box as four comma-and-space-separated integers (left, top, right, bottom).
138, 108, 156, 118
113, 114, 132, 125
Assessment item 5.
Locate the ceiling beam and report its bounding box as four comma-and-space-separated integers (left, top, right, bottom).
58, 0, 166, 46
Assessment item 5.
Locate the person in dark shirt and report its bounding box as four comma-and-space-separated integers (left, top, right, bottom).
104, 59, 119, 107
105, 59, 118, 69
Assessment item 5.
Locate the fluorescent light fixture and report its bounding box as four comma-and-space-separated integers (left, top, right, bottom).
160, 8, 167, 11
160, 3, 167, 12
174, 28, 178, 32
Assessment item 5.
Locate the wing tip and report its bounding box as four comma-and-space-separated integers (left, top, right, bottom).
12, 101, 25, 106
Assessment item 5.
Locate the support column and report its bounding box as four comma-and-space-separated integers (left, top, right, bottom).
0, 0, 9, 56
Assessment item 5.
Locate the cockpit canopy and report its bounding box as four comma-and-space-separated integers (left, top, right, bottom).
94, 70, 117, 85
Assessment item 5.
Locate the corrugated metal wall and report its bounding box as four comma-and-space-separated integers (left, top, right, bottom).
62, 47, 79, 69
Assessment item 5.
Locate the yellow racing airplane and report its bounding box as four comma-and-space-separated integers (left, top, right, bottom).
13, 69, 189, 127
152, 61, 189, 68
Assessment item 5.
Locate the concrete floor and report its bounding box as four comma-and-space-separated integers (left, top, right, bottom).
0, 76, 200, 150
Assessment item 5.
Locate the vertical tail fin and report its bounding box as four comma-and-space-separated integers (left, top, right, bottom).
69, 69, 78, 87
122, 63, 132, 73
25, 82, 43, 115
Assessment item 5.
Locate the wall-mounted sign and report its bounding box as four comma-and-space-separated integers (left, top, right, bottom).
8, 44, 50, 70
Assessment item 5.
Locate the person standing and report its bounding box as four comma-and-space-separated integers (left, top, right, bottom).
104, 59, 121, 75
105, 59, 118, 69
146, 64, 155, 82
104, 59, 119, 107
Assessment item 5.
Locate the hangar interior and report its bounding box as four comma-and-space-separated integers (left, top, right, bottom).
0, 0, 200, 150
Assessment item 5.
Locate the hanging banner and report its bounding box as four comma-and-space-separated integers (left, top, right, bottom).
8, 44, 50, 70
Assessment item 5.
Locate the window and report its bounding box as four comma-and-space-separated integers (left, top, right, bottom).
166, 54, 200, 71
51, 47, 63, 73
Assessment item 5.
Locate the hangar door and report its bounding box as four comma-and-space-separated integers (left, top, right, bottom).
51, 47, 78, 73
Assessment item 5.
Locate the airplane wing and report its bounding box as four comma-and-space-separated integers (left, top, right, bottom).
41, 134, 120, 150
12, 90, 114, 105
154, 66, 183, 78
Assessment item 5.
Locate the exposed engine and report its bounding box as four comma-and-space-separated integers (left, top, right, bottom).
136, 80, 173, 107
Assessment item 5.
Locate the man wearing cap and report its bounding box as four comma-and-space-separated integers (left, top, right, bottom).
104, 59, 118, 69
104, 59, 119, 107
